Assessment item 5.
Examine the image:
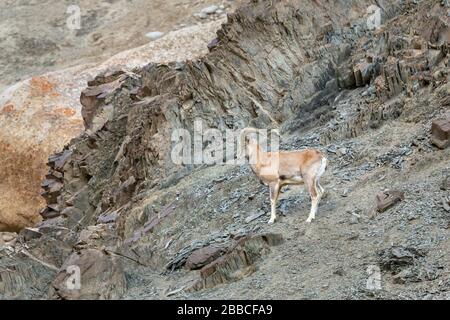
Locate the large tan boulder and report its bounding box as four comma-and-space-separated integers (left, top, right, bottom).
0, 20, 224, 232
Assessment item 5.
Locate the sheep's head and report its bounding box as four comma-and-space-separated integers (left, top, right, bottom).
238, 127, 281, 162
238, 128, 263, 160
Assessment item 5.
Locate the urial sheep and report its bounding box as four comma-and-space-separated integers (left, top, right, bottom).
240, 128, 327, 223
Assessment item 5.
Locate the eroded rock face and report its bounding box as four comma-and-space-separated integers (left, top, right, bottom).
190, 233, 284, 291
51, 248, 127, 300
0, 21, 224, 232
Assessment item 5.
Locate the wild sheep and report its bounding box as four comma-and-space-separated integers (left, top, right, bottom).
240, 128, 327, 223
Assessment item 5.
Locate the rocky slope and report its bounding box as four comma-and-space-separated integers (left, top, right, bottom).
1, 0, 449, 299
0, 15, 228, 232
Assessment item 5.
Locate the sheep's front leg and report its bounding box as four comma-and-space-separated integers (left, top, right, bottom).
268, 183, 280, 224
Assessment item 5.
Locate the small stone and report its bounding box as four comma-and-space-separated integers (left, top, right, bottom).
337, 147, 347, 155
407, 212, 419, 221
40, 208, 60, 220
378, 246, 424, 272
376, 190, 405, 212
1, 232, 17, 243
207, 38, 220, 51
245, 210, 265, 223
97, 211, 118, 224
145, 31, 164, 41
201, 5, 219, 14
185, 246, 224, 270
194, 12, 208, 19
19, 227, 43, 242
431, 118, 450, 149
433, 70, 444, 81
428, 49, 443, 67
349, 216, 359, 225
442, 197, 450, 212
333, 267, 345, 276
441, 176, 450, 191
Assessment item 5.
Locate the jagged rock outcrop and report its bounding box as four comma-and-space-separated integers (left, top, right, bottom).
189, 233, 284, 291
0, 20, 224, 232
431, 117, 450, 149
51, 242, 127, 300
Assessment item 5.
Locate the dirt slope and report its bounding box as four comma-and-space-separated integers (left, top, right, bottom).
0, 0, 238, 92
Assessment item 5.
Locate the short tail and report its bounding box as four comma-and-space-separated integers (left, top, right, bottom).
316, 156, 327, 195
317, 156, 327, 178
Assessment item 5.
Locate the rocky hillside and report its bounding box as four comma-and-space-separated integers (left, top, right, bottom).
1, 0, 449, 299
0, 1, 235, 232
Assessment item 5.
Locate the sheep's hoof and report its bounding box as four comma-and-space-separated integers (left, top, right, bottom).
305, 217, 314, 223
268, 219, 275, 224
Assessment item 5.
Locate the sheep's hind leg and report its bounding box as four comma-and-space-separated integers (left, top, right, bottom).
268, 183, 280, 224
305, 176, 321, 223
